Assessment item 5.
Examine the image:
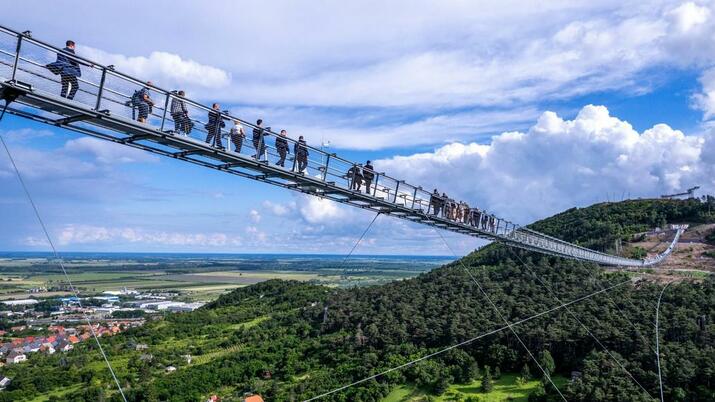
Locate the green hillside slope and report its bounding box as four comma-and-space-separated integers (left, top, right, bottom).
1, 199, 713, 402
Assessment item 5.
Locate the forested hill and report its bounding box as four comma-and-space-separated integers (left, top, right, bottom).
1, 199, 713, 402
182, 198, 713, 401
528, 198, 712, 251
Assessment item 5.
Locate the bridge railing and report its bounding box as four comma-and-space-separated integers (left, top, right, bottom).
0, 27, 486, 225
1, 27, 447, 212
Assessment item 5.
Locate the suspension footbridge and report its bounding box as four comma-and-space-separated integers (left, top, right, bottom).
0, 25, 686, 267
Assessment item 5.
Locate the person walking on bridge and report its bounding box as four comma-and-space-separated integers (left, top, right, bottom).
205, 103, 225, 149
252, 119, 267, 160
430, 189, 442, 216
442, 193, 451, 219
468, 208, 480, 226
460, 202, 470, 224
275, 130, 290, 167
170, 90, 190, 135
348, 164, 363, 191
294, 136, 309, 173
46, 40, 81, 100
131, 82, 154, 123
229, 120, 245, 153
362, 161, 375, 195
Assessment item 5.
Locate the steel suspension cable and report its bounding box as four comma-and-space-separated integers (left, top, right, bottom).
435, 231, 567, 401
655, 281, 672, 402
0, 105, 128, 402
303, 277, 632, 401
340, 212, 380, 277
506, 247, 655, 400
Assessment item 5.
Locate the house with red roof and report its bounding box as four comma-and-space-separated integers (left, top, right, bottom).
68, 335, 80, 344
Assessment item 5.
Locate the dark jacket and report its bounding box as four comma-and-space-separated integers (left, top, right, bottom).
275, 136, 289, 153
206, 110, 225, 133
363, 164, 375, 180
252, 127, 264, 143
294, 140, 309, 158
47, 47, 81, 77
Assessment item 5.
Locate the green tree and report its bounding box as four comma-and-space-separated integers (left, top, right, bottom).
520, 363, 532, 380
539, 350, 555, 378
481, 366, 493, 393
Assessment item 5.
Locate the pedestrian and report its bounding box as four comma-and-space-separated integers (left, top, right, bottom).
362, 161, 375, 194
461, 202, 470, 224
469, 208, 480, 226
348, 164, 363, 191
46, 40, 81, 100
252, 119, 266, 159
131, 81, 154, 123
229, 120, 245, 153
275, 129, 290, 167
442, 193, 450, 219
170, 90, 190, 135
294, 135, 309, 173
430, 189, 441, 215
205, 103, 225, 148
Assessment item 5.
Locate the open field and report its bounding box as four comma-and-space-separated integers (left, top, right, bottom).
383, 374, 568, 402
0, 253, 448, 302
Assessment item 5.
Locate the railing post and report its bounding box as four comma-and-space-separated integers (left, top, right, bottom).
411, 187, 418, 209
322, 154, 331, 181
393, 181, 401, 203
373, 173, 380, 198
10, 34, 23, 81
160, 92, 171, 132
95, 68, 107, 110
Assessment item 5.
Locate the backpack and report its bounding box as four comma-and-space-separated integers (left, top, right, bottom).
131, 89, 143, 106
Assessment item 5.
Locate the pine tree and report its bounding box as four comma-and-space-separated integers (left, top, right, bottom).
539, 350, 555, 378
521, 363, 531, 380
481, 366, 493, 393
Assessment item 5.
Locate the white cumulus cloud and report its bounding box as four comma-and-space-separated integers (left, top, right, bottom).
377, 104, 714, 224
79, 46, 231, 90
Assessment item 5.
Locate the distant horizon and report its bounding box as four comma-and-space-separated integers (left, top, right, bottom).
0, 250, 455, 259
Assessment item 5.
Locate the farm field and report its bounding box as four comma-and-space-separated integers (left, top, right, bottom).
0, 253, 449, 302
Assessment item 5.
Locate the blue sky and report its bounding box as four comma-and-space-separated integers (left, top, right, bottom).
1, 0, 715, 255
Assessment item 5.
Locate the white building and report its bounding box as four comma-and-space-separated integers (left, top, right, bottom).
167, 302, 206, 312
0, 376, 10, 389
2, 299, 38, 307
6, 351, 26, 364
